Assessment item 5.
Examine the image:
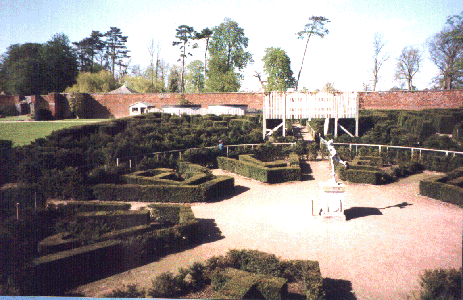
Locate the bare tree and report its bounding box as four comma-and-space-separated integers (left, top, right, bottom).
147, 39, 162, 91
372, 33, 389, 91
295, 16, 330, 91
394, 46, 422, 90
428, 15, 463, 90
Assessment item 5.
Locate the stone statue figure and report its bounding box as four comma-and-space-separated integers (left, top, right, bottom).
318, 134, 348, 180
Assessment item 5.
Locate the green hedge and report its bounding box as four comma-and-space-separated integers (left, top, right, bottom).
213, 268, 288, 300
217, 156, 301, 183
288, 153, 299, 167
419, 175, 463, 208
213, 121, 228, 128
32, 240, 123, 295
76, 210, 151, 230
93, 174, 234, 203
0, 184, 45, 217
239, 154, 287, 168
339, 168, 392, 185
352, 155, 383, 167
53, 201, 131, 213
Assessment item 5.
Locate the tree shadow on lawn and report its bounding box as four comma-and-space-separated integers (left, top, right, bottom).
212, 185, 250, 202
345, 202, 413, 221
323, 278, 357, 300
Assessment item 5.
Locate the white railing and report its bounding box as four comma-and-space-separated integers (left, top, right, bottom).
115, 142, 296, 166
334, 142, 463, 158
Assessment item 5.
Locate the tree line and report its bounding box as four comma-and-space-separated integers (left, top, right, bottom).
0, 13, 462, 96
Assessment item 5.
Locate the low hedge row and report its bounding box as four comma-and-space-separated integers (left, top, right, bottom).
147, 203, 196, 225
239, 154, 287, 168
213, 267, 288, 300
217, 156, 301, 184
339, 168, 392, 185
76, 210, 151, 230
51, 201, 131, 213
32, 240, 123, 295
288, 153, 299, 167
419, 175, 463, 208
352, 155, 383, 167
93, 175, 234, 203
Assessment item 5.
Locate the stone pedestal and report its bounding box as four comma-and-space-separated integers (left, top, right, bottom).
319, 180, 346, 221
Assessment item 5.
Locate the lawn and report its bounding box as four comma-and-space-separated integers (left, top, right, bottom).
0, 118, 109, 146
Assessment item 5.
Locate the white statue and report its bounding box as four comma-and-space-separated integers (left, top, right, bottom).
318, 134, 348, 180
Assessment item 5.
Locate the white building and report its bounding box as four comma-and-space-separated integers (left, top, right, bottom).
129, 102, 157, 116
208, 104, 247, 116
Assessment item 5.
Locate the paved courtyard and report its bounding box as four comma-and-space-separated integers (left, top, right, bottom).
75, 161, 463, 299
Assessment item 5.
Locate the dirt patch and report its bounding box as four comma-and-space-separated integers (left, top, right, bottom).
73, 161, 462, 299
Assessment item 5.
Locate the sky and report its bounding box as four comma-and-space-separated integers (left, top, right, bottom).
1, 0, 462, 92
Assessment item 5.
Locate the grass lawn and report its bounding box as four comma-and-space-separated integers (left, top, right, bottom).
0, 118, 110, 146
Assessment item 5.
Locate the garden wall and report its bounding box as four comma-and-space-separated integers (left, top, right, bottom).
358, 90, 463, 110
13, 90, 463, 119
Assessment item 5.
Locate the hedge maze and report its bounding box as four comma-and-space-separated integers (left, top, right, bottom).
93, 162, 235, 203
217, 154, 301, 184
420, 167, 463, 208
32, 201, 201, 295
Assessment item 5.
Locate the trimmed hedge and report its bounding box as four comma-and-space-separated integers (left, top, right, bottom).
213, 267, 289, 300
288, 153, 299, 167
339, 168, 392, 185
53, 201, 131, 213
419, 175, 463, 208
352, 155, 383, 167
239, 154, 287, 168
76, 210, 151, 230
0, 184, 45, 217
217, 156, 301, 184
32, 240, 123, 295
93, 175, 234, 203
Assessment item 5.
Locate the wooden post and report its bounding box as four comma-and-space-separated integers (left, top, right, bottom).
35, 192, 37, 212
334, 118, 338, 137
355, 116, 359, 137
116, 158, 119, 166
16, 203, 19, 220
129, 159, 132, 169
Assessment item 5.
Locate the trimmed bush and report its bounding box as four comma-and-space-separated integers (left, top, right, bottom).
76, 210, 151, 230
415, 268, 461, 300
53, 201, 131, 213
213, 121, 228, 128
339, 168, 392, 185
419, 175, 463, 208
0, 184, 45, 217
32, 240, 122, 295
239, 154, 287, 168
218, 156, 301, 184
352, 155, 383, 167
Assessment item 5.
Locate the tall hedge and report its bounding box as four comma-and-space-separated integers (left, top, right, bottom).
419, 175, 463, 208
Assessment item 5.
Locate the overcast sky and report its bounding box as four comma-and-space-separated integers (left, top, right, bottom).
2, 0, 462, 92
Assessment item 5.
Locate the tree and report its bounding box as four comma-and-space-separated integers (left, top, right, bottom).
104, 27, 130, 79
428, 13, 463, 89
195, 28, 213, 82
147, 39, 162, 92
394, 46, 422, 91
73, 31, 105, 73
371, 33, 389, 91
167, 65, 181, 92
295, 16, 330, 91
262, 47, 295, 92
206, 18, 253, 92
321, 82, 339, 94
0, 43, 45, 94
185, 60, 204, 92
172, 25, 197, 93
41, 33, 78, 92
65, 70, 119, 93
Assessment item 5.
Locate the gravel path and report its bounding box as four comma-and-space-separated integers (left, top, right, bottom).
74, 161, 462, 299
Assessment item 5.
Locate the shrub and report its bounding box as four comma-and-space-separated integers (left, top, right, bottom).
415, 268, 461, 300
419, 175, 463, 208
339, 168, 392, 185
104, 284, 146, 298
148, 272, 183, 298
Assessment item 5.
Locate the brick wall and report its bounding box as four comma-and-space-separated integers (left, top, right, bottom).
358, 90, 463, 110
87, 92, 265, 118
0, 95, 20, 106
15, 90, 463, 119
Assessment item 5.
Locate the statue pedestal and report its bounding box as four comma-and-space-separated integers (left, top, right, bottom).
319, 180, 346, 221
